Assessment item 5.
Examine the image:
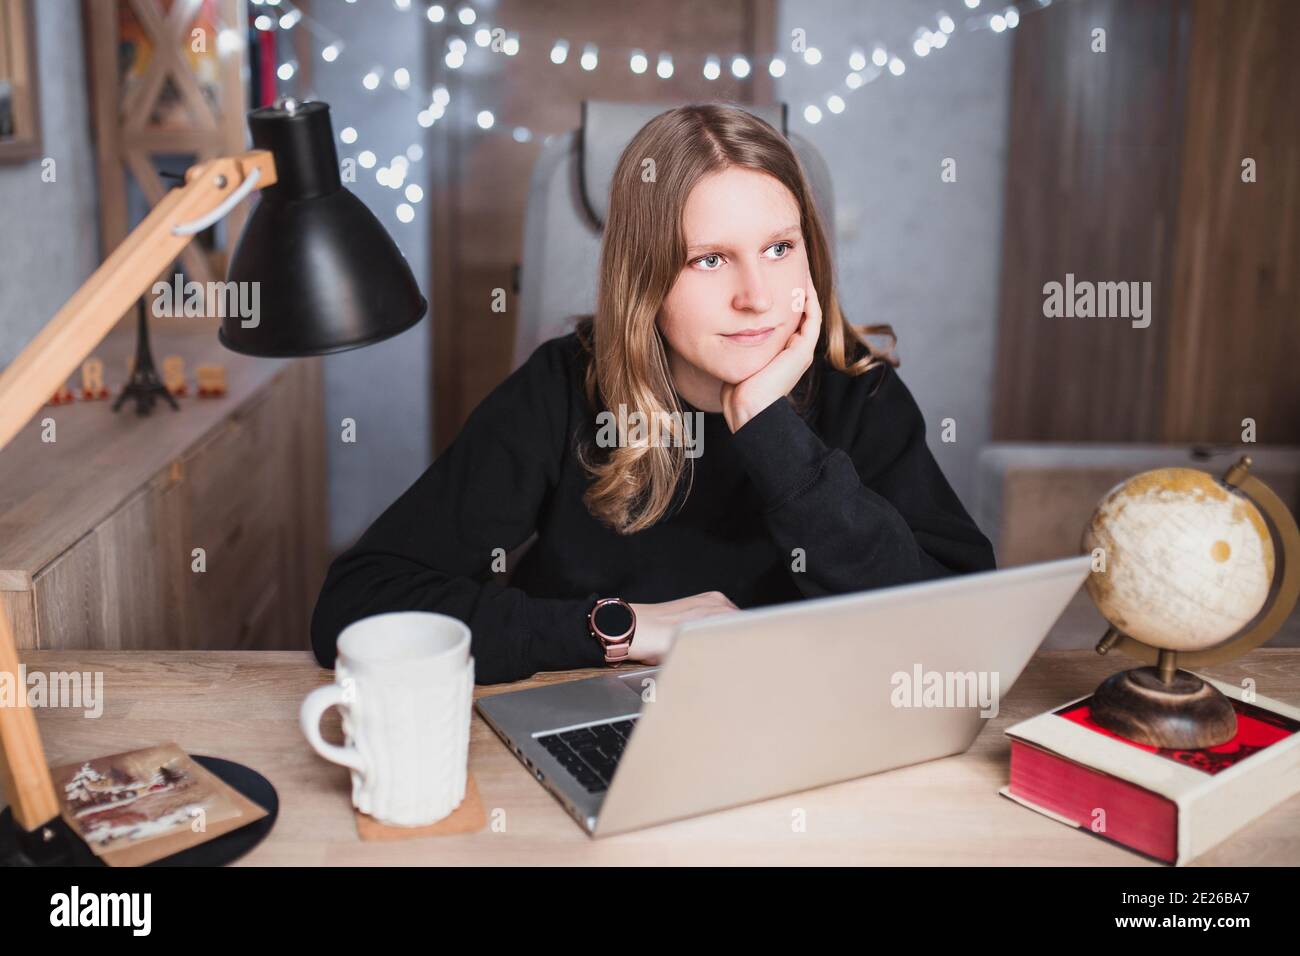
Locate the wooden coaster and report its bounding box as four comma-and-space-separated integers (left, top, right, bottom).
353, 773, 488, 841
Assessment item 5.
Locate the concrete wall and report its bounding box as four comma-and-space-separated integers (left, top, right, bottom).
291, 2, 434, 552
0, 0, 99, 369
776, 0, 1013, 512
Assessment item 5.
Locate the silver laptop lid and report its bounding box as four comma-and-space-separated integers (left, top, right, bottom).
593, 555, 1092, 836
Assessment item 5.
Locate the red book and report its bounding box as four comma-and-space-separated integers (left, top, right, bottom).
1000, 678, 1300, 864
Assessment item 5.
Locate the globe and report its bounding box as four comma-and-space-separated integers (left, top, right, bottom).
1081, 466, 1275, 653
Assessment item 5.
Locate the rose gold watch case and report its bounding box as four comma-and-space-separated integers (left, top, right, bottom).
589, 597, 636, 665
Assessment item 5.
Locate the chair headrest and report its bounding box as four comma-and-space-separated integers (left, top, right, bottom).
579, 100, 789, 228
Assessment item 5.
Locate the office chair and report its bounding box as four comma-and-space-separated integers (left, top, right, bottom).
513, 99, 837, 369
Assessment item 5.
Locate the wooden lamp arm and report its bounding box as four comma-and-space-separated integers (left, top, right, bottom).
0, 149, 276, 453
0, 149, 275, 834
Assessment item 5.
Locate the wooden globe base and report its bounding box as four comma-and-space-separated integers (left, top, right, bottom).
1091, 667, 1238, 749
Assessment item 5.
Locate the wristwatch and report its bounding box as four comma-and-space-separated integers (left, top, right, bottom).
588, 597, 636, 665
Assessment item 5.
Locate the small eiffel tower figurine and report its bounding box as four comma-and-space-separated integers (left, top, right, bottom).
112, 300, 179, 416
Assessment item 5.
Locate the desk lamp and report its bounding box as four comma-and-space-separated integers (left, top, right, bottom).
0, 98, 426, 865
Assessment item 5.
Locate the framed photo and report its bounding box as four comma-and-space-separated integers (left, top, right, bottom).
0, 0, 40, 163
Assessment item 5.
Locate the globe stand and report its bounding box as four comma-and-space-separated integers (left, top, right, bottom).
1090, 653, 1237, 749
1090, 455, 1300, 751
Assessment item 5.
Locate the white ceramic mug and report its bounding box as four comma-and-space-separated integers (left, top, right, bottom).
300, 611, 474, 827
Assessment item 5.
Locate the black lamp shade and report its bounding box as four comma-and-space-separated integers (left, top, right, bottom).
222, 101, 427, 357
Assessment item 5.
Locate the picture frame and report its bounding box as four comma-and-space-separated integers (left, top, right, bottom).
0, 0, 41, 163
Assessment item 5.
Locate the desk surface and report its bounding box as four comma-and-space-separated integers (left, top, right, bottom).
12, 648, 1300, 865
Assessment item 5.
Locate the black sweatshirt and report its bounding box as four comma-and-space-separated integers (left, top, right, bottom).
310, 331, 997, 683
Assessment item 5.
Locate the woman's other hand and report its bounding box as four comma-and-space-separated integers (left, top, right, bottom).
627, 591, 739, 664
719, 271, 823, 433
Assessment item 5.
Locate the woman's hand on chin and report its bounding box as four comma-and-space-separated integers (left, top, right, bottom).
627, 591, 739, 664
719, 272, 822, 433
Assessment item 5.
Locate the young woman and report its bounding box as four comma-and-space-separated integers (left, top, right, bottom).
311, 103, 996, 684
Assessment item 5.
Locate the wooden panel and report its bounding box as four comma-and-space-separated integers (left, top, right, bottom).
430, 0, 778, 451
991, 0, 1191, 441
1162, 0, 1300, 443
0, 319, 288, 586
0, 591, 38, 652
278, 356, 329, 645
180, 379, 286, 651
0, 323, 329, 652
33, 474, 187, 650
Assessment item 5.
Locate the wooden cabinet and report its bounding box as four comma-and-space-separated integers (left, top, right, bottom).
0, 321, 329, 651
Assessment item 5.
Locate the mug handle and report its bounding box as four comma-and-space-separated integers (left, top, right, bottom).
300, 684, 366, 774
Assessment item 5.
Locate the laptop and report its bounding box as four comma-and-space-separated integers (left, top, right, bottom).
475, 554, 1092, 837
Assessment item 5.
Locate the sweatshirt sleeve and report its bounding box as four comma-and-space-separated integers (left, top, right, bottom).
309, 339, 604, 684
728, 363, 996, 597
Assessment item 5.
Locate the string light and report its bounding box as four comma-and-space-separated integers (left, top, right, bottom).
265, 0, 1053, 229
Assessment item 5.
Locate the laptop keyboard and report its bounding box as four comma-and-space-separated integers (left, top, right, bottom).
535, 718, 639, 793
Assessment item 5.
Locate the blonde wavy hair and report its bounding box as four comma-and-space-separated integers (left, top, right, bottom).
578, 103, 899, 534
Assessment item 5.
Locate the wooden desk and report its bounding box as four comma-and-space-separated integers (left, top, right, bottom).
10, 648, 1300, 865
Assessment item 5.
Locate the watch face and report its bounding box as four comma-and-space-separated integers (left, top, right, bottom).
593, 600, 634, 641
